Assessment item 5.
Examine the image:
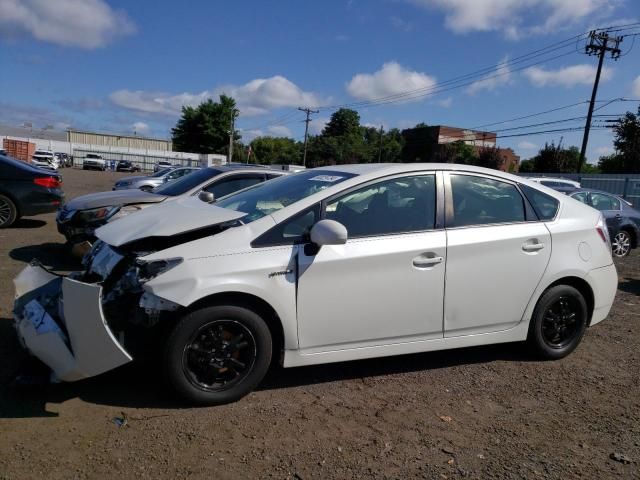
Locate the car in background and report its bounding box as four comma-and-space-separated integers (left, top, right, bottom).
55, 152, 71, 168
0, 153, 64, 227
57, 166, 286, 249
0, 149, 6, 156
112, 166, 199, 192
154, 160, 174, 172
569, 188, 640, 257
19, 164, 617, 404
527, 177, 581, 194
116, 160, 141, 172
31, 150, 59, 170
83, 153, 107, 171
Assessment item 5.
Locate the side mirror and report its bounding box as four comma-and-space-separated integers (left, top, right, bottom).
198, 191, 215, 203
310, 219, 347, 246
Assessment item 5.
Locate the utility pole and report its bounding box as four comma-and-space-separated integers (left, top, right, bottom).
298, 107, 319, 167
578, 30, 623, 173
228, 108, 239, 164
377, 125, 384, 163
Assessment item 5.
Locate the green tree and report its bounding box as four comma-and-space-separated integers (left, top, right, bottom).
250, 137, 302, 165
171, 95, 239, 153
519, 159, 535, 172
610, 108, 640, 173
475, 146, 504, 170
598, 153, 625, 173
530, 143, 580, 173
322, 108, 361, 137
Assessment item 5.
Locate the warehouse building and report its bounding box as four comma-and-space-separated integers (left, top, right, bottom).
67, 129, 172, 151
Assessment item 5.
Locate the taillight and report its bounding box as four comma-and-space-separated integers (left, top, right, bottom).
34, 176, 61, 188
596, 214, 612, 251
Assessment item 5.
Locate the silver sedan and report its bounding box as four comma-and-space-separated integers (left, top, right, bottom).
113, 167, 199, 191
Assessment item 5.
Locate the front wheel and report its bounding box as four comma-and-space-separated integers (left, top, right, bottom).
527, 285, 588, 360
612, 230, 632, 257
164, 305, 272, 405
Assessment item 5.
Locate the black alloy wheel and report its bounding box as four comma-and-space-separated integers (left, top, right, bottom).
0, 194, 17, 228
540, 296, 582, 349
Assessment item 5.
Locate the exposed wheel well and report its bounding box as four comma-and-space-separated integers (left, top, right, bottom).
543, 276, 595, 324
186, 292, 285, 366
0, 190, 20, 218
620, 226, 637, 248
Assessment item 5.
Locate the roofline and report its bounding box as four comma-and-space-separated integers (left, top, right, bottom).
66, 128, 171, 143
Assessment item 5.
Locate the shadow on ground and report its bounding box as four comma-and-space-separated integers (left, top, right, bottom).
9, 243, 79, 272
0, 318, 536, 418
618, 277, 640, 296
8, 219, 47, 229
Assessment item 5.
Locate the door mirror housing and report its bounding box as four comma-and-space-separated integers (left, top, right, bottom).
310, 219, 347, 246
198, 191, 215, 203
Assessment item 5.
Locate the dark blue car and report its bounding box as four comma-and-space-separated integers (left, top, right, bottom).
569, 188, 640, 257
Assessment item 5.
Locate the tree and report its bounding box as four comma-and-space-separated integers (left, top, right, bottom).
249, 137, 302, 165
171, 95, 239, 153
519, 159, 535, 173
475, 146, 504, 170
610, 107, 640, 173
598, 153, 625, 173
529, 143, 580, 173
322, 108, 361, 137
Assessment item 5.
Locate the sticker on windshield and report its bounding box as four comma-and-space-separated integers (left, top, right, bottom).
309, 175, 344, 183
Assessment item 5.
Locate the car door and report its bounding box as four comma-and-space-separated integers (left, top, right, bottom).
443, 173, 551, 337
296, 173, 446, 351
589, 192, 623, 233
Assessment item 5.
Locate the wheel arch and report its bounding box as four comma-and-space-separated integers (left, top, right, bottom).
0, 189, 20, 218
540, 276, 595, 325
185, 291, 285, 366
620, 224, 638, 248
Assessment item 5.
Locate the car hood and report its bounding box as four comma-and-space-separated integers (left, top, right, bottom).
118, 175, 148, 183
95, 196, 246, 247
65, 190, 167, 211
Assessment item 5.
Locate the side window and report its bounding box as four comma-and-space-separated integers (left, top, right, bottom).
590, 193, 620, 211
324, 175, 436, 237
570, 192, 589, 204
450, 175, 525, 227
252, 205, 320, 247
204, 174, 264, 198
520, 184, 560, 220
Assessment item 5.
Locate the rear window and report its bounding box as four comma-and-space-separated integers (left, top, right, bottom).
520, 184, 559, 221
153, 168, 222, 196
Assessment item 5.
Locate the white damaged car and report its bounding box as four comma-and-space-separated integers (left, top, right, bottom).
13, 164, 618, 405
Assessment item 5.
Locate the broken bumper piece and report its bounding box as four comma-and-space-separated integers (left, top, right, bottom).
13, 264, 133, 382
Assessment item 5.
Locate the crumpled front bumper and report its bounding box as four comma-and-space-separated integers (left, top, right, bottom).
12, 265, 133, 382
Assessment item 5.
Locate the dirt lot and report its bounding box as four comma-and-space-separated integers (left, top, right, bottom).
0, 168, 639, 479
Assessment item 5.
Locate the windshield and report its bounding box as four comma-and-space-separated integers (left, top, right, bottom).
153, 168, 222, 196
216, 170, 356, 223
152, 168, 173, 178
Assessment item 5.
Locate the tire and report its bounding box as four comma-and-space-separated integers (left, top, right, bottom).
0, 194, 18, 228
164, 305, 272, 405
527, 285, 588, 360
612, 230, 632, 257
82, 166, 87, 170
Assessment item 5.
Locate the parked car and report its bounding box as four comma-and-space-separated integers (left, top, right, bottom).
54, 152, 70, 168
527, 177, 581, 193
83, 153, 107, 171
116, 160, 140, 172
15, 164, 617, 405
57, 166, 285, 250
569, 188, 640, 257
0, 153, 64, 227
112, 167, 199, 191
31, 150, 59, 170
154, 160, 174, 172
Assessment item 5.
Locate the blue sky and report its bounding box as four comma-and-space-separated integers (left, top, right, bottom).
1, 0, 639, 162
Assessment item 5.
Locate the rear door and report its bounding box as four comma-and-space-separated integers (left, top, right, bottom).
443, 173, 551, 337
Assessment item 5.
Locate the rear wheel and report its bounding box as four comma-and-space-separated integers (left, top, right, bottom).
164, 305, 272, 405
527, 285, 588, 360
612, 230, 631, 257
0, 194, 17, 228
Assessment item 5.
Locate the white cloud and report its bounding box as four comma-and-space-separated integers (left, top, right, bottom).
466, 57, 512, 94
632, 75, 640, 97
240, 129, 264, 142
436, 97, 453, 108
524, 64, 613, 87
518, 141, 538, 150
0, 0, 135, 48
310, 117, 329, 135
346, 62, 437, 103
132, 121, 150, 134
267, 125, 293, 137
390, 16, 413, 31
595, 145, 613, 155
110, 75, 327, 117
407, 0, 618, 38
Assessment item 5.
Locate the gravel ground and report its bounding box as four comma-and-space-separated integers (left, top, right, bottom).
0, 168, 638, 479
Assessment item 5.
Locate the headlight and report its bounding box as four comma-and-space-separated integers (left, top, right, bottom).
137, 258, 183, 281
76, 206, 120, 223
110, 205, 142, 220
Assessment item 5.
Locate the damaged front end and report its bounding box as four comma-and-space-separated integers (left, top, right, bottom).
12, 241, 182, 382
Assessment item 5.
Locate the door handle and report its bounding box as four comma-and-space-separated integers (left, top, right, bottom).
522, 242, 545, 252
412, 254, 443, 268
